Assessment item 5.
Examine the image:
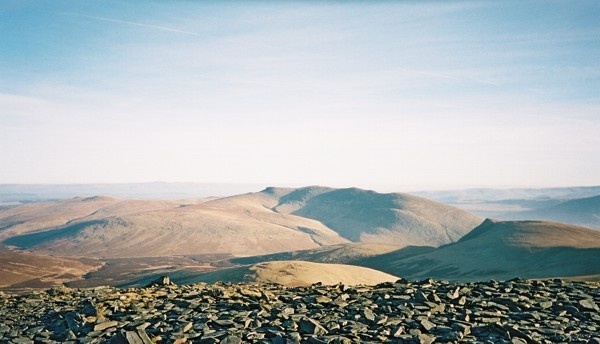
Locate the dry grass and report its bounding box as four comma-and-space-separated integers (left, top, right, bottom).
182, 260, 399, 287
0, 250, 101, 290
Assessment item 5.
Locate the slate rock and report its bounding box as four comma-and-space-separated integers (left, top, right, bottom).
0, 277, 598, 343
362, 308, 375, 322
145, 276, 174, 287
220, 335, 243, 344
579, 299, 599, 311
299, 318, 328, 336
94, 320, 118, 331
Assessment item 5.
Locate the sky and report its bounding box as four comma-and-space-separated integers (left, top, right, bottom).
1, 0, 599, 190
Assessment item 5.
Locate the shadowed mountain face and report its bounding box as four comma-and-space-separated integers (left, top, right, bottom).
357, 219, 600, 281
0, 187, 481, 259
229, 243, 404, 266
137, 220, 600, 285
268, 186, 482, 246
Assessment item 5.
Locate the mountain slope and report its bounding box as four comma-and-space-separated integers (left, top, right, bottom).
269, 186, 482, 247
229, 243, 403, 266
0, 250, 100, 290
180, 261, 399, 286
358, 219, 600, 281
0, 196, 184, 241
2, 198, 348, 258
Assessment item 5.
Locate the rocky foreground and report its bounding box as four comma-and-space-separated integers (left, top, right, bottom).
0, 278, 599, 344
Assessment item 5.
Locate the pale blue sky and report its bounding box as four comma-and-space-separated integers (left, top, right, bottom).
1, 1, 599, 189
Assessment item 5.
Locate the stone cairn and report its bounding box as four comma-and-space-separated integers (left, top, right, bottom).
0, 277, 598, 343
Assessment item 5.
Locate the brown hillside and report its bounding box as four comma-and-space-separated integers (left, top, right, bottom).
180, 260, 399, 287
359, 219, 600, 281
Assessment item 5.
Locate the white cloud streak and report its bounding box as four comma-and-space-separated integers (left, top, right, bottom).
58, 12, 279, 49
59, 12, 205, 37
394, 67, 501, 87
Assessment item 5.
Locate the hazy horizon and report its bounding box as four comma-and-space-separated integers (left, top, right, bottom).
1, 1, 599, 188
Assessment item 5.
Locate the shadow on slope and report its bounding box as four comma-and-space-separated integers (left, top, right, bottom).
269, 186, 482, 247
229, 243, 404, 266
3, 220, 107, 249
356, 219, 600, 281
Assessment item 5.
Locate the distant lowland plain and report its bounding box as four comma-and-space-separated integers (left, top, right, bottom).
0, 183, 598, 292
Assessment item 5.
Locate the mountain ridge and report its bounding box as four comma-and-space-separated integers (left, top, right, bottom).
357, 219, 600, 281
1, 186, 480, 259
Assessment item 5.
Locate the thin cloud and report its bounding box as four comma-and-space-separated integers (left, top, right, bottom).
59, 12, 278, 49
60, 12, 204, 37
395, 67, 500, 87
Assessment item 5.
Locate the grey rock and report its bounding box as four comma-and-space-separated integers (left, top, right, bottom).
451, 322, 471, 336
81, 300, 100, 316
579, 299, 599, 311
417, 333, 436, 344
150, 276, 175, 287
270, 335, 286, 344
415, 291, 430, 303
392, 326, 405, 337
420, 318, 436, 332
362, 308, 375, 322
109, 332, 127, 344
181, 322, 193, 333
109, 330, 153, 344
299, 318, 328, 336
220, 335, 243, 344
0, 277, 598, 343
327, 336, 353, 344
287, 332, 302, 344
94, 320, 118, 331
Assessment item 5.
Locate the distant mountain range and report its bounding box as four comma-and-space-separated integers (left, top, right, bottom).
414, 186, 600, 229
2, 183, 597, 230
0, 186, 480, 259
0, 185, 598, 290
497, 195, 600, 229
0, 182, 266, 202
413, 185, 600, 203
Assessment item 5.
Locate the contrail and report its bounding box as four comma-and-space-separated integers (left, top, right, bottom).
60, 12, 204, 37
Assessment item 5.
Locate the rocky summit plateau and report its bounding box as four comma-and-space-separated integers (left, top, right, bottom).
1, 278, 599, 344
